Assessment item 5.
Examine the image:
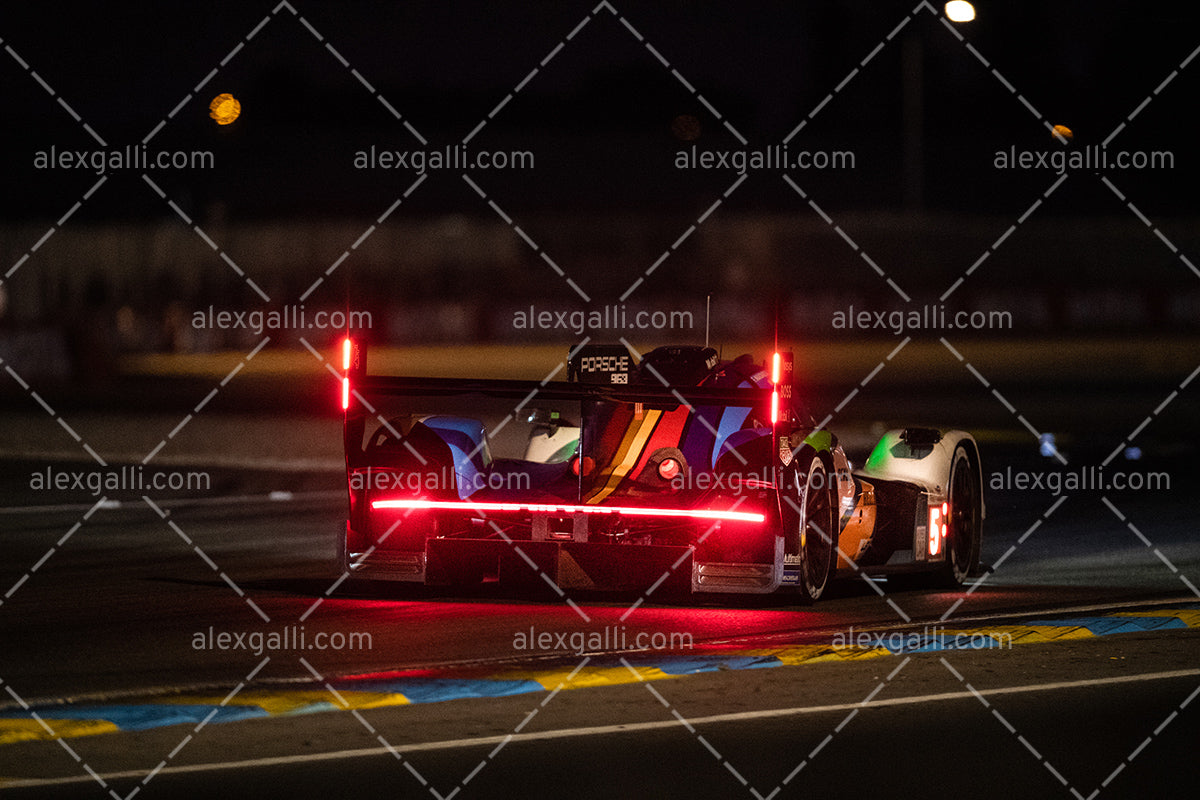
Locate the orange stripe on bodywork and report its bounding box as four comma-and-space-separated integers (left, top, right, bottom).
586, 409, 662, 504
625, 405, 691, 482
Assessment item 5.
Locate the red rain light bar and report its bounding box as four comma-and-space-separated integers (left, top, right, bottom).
371, 498, 765, 523
770, 351, 781, 424
340, 337, 353, 411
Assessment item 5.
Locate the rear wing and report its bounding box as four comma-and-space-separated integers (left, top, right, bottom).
338, 340, 792, 412
338, 337, 797, 482
340, 337, 786, 405
351, 374, 773, 404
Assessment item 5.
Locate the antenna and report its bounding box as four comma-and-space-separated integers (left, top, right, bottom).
773, 297, 779, 361
705, 295, 711, 349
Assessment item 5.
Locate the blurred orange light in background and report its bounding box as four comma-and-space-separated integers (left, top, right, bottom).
209, 93, 241, 125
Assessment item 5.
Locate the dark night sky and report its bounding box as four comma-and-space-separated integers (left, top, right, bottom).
3, 1, 1198, 220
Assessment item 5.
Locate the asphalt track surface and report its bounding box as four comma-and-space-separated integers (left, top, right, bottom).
1, 355, 1198, 798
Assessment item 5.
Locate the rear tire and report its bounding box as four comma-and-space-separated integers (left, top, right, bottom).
789, 458, 837, 603
934, 445, 982, 588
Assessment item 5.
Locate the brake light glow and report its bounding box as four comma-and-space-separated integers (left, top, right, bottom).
770, 351, 781, 425
657, 457, 681, 481
341, 337, 353, 411
371, 498, 765, 523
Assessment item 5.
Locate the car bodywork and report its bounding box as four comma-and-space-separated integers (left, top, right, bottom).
337, 340, 984, 600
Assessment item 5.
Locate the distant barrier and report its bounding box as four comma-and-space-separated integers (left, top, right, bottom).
2, 214, 1196, 365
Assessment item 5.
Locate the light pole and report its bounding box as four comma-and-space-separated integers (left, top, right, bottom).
901, 32, 924, 211
902, 3, 976, 211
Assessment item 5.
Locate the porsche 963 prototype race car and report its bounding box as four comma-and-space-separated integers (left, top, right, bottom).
337, 340, 983, 602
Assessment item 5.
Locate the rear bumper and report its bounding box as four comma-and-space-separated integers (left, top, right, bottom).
346, 534, 784, 594
350, 538, 695, 592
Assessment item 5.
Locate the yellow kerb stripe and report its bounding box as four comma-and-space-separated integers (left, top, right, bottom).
0, 718, 119, 746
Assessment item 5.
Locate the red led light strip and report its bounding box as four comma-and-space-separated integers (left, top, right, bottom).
770, 351, 780, 424
371, 498, 765, 523
341, 337, 352, 411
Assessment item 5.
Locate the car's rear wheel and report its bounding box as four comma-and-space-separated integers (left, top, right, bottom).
790, 458, 837, 603
935, 445, 982, 588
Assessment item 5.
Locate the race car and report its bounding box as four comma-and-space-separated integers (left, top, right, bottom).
336, 339, 983, 601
